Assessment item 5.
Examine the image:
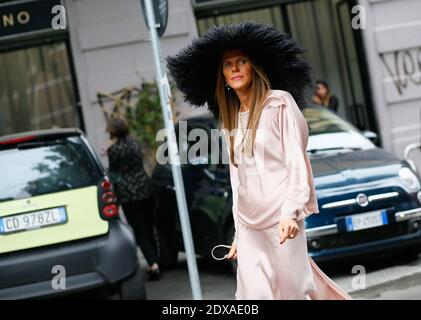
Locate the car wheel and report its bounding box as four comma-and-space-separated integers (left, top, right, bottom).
225, 224, 237, 275
156, 225, 179, 270
118, 263, 147, 300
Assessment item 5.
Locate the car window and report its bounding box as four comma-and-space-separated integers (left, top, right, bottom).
303, 106, 358, 136
303, 106, 375, 154
0, 136, 103, 203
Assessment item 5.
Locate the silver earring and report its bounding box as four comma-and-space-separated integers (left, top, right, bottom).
225, 83, 231, 91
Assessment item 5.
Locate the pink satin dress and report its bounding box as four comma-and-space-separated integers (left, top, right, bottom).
225, 89, 352, 300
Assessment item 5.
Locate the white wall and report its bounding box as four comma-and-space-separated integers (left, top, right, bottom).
360, 0, 421, 165
65, 0, 201, 158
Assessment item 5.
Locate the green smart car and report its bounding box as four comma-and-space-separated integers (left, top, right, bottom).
0, 129, 146, 299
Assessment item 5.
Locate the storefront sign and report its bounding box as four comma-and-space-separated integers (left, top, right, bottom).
0, 0, 62, 38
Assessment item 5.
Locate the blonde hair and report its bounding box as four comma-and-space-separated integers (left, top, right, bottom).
216, 53, 271, 167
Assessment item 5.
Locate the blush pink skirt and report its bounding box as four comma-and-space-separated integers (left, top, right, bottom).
235, 219, 352, 300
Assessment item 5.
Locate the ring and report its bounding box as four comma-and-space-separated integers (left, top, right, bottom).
289, 234, 295, 239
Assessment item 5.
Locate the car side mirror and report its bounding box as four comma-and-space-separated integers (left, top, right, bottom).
362, 130, 378, 144
404, 142, 421, 174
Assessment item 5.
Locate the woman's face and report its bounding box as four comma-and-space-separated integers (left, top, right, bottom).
316, 83, 328, 99
222, 49, 253, 92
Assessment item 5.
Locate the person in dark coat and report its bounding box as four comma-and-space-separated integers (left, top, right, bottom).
106, 117, 160, 281
312, 80, 339, 112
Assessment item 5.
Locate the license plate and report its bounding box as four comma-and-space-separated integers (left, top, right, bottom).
0, 207, 67, 235
345, 209, 388, 232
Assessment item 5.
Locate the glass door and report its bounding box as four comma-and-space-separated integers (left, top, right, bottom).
286, 0, 371, 130
195, 0, 375, 132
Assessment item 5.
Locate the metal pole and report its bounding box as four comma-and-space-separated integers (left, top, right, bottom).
143, 0, 203, 300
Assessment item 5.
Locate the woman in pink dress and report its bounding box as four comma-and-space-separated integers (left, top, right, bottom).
167, 21, 352, 300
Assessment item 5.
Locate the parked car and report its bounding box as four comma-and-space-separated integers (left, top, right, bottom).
0, 128, 146, 299
152, 105, 421, 269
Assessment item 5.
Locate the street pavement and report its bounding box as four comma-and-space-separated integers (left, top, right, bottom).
63, 248, 421, 299
143, 251, 421, 300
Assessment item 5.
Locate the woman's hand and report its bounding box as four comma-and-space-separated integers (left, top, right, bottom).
100, 138, 118, 156
225, 240, 237, 260
100, 145, 109, 156
278, 218, 299, 244
312, 95, 322, 105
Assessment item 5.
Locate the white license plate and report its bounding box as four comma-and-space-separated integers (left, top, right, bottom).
345, 209, 388, 232
0, 207, 67, 235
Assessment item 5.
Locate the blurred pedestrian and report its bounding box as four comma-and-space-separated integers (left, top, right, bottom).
105, 117, 161, 281
312, 80, 339, 112
167, 21, 351, 300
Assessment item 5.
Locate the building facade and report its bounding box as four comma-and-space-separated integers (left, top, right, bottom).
0, 0, 420, 165
359, 0, 421, 162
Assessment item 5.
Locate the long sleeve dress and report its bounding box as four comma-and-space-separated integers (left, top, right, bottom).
225, 89, 352, 300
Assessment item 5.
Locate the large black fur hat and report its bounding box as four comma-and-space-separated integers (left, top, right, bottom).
166, 21, 312, 119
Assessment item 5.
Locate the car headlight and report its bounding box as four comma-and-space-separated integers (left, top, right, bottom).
399, 167, 421, 192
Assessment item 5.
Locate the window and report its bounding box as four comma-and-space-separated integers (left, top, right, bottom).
0, 41, 81, 135
304, 106, 358, 136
